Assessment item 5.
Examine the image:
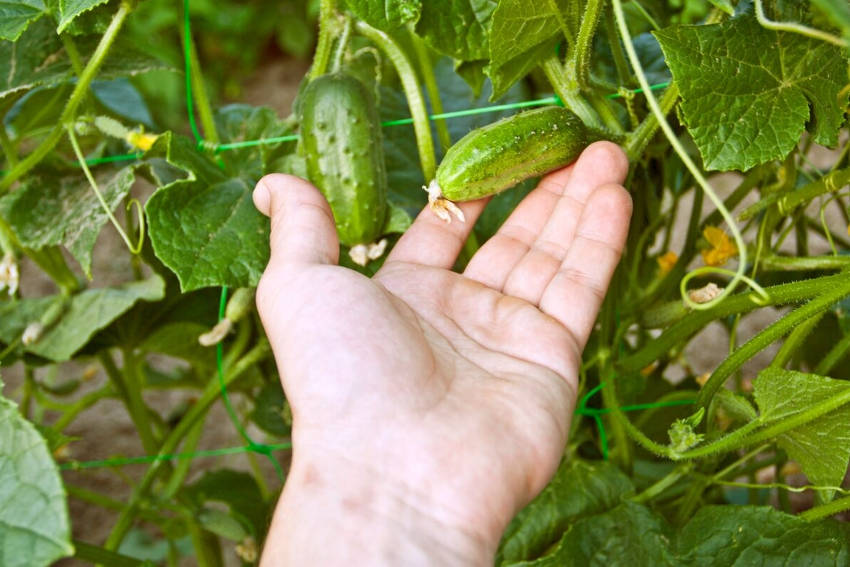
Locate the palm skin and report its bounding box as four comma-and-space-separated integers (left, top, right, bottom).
255, 142, 632, 565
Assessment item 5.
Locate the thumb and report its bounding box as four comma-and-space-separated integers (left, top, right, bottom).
253, 174, 339, 266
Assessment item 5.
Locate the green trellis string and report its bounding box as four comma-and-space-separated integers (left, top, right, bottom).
56, 4, 679, 473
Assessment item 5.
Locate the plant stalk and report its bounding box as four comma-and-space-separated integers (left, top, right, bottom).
696, 274, 850, 407
104, 341, 270, 550
0, 2, 133, 190
355, 21, 437, 180
541, 56, 605, 131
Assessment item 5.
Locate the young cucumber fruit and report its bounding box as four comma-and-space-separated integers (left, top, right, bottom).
298, 73, 388, 265
427, 106, 591, 222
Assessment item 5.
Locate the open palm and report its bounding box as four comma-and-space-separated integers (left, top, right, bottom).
255, 142, 631, 562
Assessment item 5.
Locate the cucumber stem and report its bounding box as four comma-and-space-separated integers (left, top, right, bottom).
355, 21, 437, 181
309, 0, 338, 80
541, 56, 605, 132
409, 30, 452, 154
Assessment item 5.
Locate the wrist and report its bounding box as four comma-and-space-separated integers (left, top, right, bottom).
261, 451, 501, 566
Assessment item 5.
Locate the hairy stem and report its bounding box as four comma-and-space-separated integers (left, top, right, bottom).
541, 56, 605, 131
696, 274, 850, 407
620, 272, 848, 373
356, 21, 437, 180
310, 0, 338, 80
801, 494, 850, 522
410, 30, 452, 153
569, 0, 604, 89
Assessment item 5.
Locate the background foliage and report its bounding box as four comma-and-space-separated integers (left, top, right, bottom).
1, 0, 850, 565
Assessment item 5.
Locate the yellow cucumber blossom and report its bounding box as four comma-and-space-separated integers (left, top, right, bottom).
701, 226, 737, 266
126, 130, 159, 151
657, 251, 678, 275
0, 252, 19, 296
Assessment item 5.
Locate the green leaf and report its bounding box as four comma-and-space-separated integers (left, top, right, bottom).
213, 104, 295, 179
146, 175, 269, 291
0, 166, 136, 276
342, 0, 421, 31
92, 78, 155, 128
486, 0, 564, 100
382, 202, 412, 234
415, 0, 496, 61
57, 0, 109, 32
0, 0, 46, 41
707, 0, 734, 15
753, 368, 850, 495
0, 18, 173, 103
249, 382, 290, 437
184, 469, 268, 536
812, 0, 850, 40
0, 18, 69, 101
0, 391, 74, 566
138, 321, 215, 369
497, 459, 634, 564
198, 508, 247, 541
510, 501, 675, 567
453, 58, 487, 98
655, 13, 848, 171
144, 132, 271, 290
0, 275, 165, 361
677, 505, 850, 566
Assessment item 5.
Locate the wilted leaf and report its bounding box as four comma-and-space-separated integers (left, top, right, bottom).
0, 275, 165, 361
0, 166, 137, 276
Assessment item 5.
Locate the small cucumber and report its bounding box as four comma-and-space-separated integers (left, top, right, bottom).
298, 73, 388, 264
427, 106, 591, 222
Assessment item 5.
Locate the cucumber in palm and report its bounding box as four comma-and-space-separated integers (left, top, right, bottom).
426, 106, 592, 222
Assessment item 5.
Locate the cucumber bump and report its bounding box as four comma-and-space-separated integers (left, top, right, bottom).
426, 106, 591, 223
298, 73, 389, 265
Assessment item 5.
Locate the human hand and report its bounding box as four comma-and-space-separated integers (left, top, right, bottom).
255, 142, 631, 566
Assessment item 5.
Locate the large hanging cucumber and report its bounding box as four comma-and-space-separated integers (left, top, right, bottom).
426, 106, 591, 222
298, 73, 388, 265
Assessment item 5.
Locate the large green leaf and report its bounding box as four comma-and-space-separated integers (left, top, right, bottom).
752, 368, 850, 495
527, 501, 676, 567
342, 0, 421, 31
655, 13, 848, 171
677, 506, 850, 566
415, 0, 496, 61
497, 459, 634, 564
0, 166, 136, 276
486, 0, 564, 100
57, 0, 109, 32
145, 133, 270, 291
0, 0, 46, 40
0, 388, 73, 566
0, 275, 164, 361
